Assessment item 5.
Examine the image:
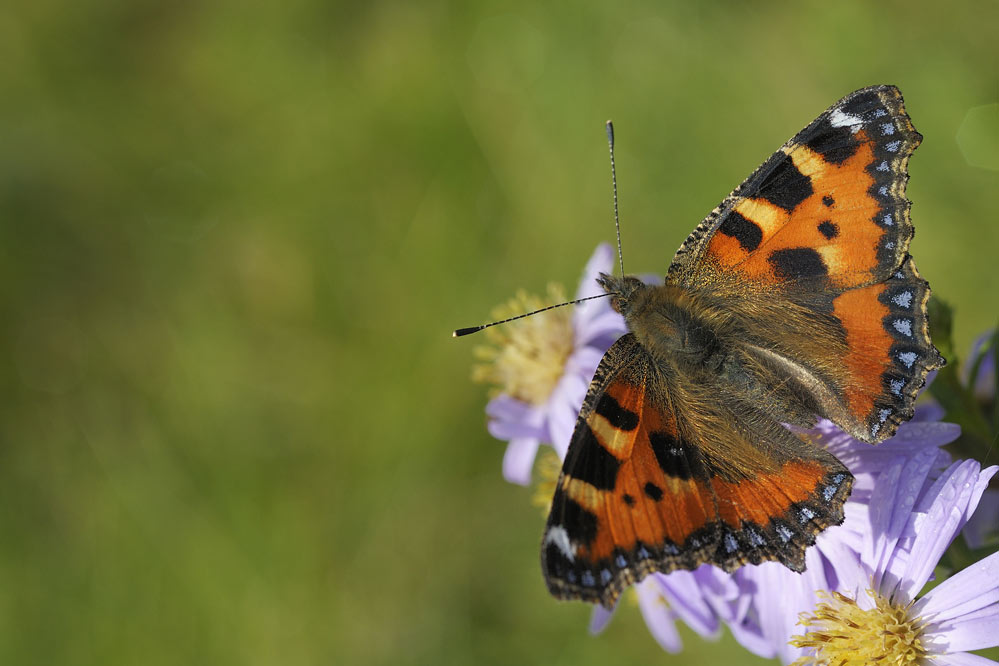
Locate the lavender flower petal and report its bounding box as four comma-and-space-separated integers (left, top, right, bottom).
964, 489, 999, 549
726, 615, 776, 659
896, 461, 994, 602
635, 580, 683, 653
930, 614, 999, 652
501, 437, 541, 486
546, 373, 589, 457
867, 448, 939, 591
485, 393, 534, 421
964, 465, 997, 523
746, 562, 803, 662
486, 413, 544, 442
652, 569, 721, 639
573, 243, 615, 301
930, 652, 999, 666
915, 550, 999, 621
566, 346, 605, 379
829, 421, 958, 474
575, 310, 628, 347
587, 603, 616, 635
914, 401, 946, 422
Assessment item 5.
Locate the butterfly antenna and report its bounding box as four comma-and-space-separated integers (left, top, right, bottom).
452, 293, 613, 337
455, 122, 627, 339
606, 120, 625, 277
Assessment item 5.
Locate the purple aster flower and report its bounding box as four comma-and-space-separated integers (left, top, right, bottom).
632, 580, 685, 654
473, 244, 627, 485
633, 418, 962, 662
790, 457, 999, 665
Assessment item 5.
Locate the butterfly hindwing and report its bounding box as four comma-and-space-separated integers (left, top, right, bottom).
541, 334, 854, 608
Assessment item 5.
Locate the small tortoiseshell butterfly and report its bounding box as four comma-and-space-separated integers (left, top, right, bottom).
538, 85, 944, 608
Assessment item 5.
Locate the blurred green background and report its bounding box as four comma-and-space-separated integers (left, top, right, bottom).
1, 1, 996, 664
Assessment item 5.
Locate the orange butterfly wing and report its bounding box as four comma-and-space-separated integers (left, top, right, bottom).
667, 85, 942, 442
541, 86, 940, 608
542, 335, 852, 608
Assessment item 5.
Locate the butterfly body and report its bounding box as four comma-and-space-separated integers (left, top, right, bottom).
542, 86, 943, 608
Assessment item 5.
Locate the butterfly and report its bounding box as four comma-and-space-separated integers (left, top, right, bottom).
540, 85, 944, 608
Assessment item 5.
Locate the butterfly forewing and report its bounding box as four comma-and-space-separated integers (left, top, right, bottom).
668, 85, 921, 289
664, 85, 941, 443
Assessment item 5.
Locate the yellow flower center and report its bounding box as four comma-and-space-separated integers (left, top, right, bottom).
472, 284, 575, 406
531, 449, 563, 514
790, 589, 927, 666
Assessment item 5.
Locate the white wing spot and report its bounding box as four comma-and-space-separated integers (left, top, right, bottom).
544, 526, 575, 562
879, 186, 889, 197
881, 123, 895, 135
886, 241, 895, 249
874, 108, 887, 118
829, 108, 864, 132
871, 422, 882, 438
879, 408, 891, 422
886, 140, 902, 152
893, 319, 913, 337
883, 214, 893, 225
724, 533, 739, 553
898, 351, 918, 368
890, 379, 904, 395
776, 524, 794, 543
892, 291, 913, 308
798, 506, 816, 523
877, 160, 890, 172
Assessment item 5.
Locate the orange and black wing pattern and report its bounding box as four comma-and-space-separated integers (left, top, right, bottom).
541, 335, 852, 608
666, 85, 943, 443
